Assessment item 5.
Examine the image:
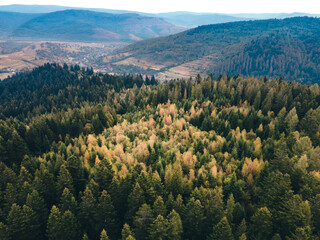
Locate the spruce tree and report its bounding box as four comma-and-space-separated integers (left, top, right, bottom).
207, 217, 234, 240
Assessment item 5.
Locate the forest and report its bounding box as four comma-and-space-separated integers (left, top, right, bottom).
112, 17, 320, 83
0, 63, 320, 240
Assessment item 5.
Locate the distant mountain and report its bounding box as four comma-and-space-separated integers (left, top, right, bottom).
0, 4, 133, 14
0, 4, 70, 13
0, 5, 247, 27
0, 11, 40, 38
152, 12, 248, 28
106, 17, 320, 83
1, 4, 320, 28
10, 10, 185, 42
230, 12, 320, 19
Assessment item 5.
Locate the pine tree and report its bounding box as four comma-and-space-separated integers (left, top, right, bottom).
82, 233, 89, 240
66, 155, 83, 192
97, 190, 118, 239
79, 188, 99, 239
167, 210, 183, 240
127, 183, 145, 222
153, 196, 167, 217
46, 206, 64, 240
121, 223, 134, 240
95, 158, 114, 191
249, 207, 273, 240
207, 217, 234, 240
100, 229, 109, 240
26, 190, 48, 237
204, 187, 224, 233
7, 204, 41, 240
56, 165, 75, 196
33, 164, 56, 206
183, 198, 205, 240
236, 219, 247, 240
133, 204, 153, 240
225, 194, 235, 224
149, 215, 168, 240
285, 107, 299, 133
58, 187, 78, 213
126, 235, 136, 240
62, 210, 80, 240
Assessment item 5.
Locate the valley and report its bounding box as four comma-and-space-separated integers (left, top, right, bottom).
0, 41, 127, 79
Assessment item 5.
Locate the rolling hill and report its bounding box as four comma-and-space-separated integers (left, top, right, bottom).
0, 11, 41, 38
10, 10, 185, 42
152, 12, 248, 28
1, 4, 320, 28
106, 17, 320, 83
0, 5, 248, 28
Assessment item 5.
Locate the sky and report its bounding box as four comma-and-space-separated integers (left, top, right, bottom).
1, 0, 320, 14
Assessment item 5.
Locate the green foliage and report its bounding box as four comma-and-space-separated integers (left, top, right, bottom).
207, 217, 234, 240
0, 65, 320, 240
117, 17, 320, 83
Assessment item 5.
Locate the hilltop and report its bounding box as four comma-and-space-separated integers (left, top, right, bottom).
9, 10, 184, 42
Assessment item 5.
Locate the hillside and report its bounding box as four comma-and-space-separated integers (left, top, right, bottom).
0, 12, 40, 38
0, 64, 320, 240
106, 17, 320, 83
10, 10, 184, 42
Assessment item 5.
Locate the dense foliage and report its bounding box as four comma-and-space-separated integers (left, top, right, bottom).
1, 64, 320, 240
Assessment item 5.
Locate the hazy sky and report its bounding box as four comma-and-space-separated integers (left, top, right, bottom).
1, 0, 320, 13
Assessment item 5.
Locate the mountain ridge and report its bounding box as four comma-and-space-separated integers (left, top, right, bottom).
1, 9, 185, 42
106, 17, 320, 83
2, 4, 319, 28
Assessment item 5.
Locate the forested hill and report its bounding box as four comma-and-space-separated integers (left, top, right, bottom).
108, 17, 320, 83
1, 64, 320, 239
0, 63, 157, 120
0, 12, 41, 38
10, 10, 184, 42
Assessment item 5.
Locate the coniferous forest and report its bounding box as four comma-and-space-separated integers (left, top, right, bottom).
1, 63, 320, 240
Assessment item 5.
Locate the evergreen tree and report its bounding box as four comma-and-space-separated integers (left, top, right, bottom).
58, 187, 78, 213
149, 215, 168, 240
7, 204, 41, 240
97, 190, 118, 239
33, 164, 56, 206
207, 217, 234, 240
95, 158, 114, 191
121, 223, 134, 240
127, 183, 145, 222
79, 188, 99, 239
167, 210, 183, 240
249, 207, 273, 240
183, 198, 205, 240
133, 204, 153, 240
26, 190, 48, 237
62, 210, 80, 240
46, 206, 64, 240
153, 196, 167, 217
100, 229, 109, 240
56, 165, 75, 196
